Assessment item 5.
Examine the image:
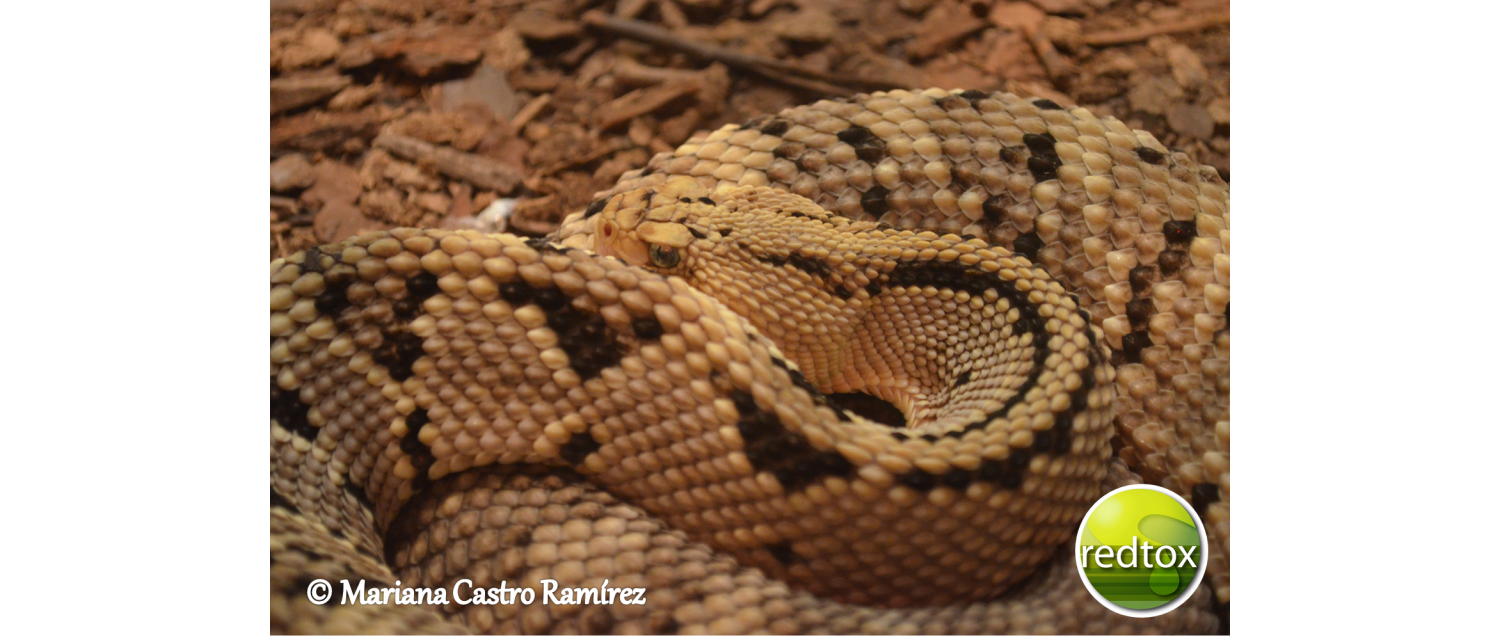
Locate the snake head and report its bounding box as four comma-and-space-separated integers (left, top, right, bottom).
564, 176, 714, 272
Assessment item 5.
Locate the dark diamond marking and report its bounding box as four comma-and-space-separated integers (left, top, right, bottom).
1022, 133, 1062, 182
300, 247, 325, 274
1191, 482, 1221, 514
1164, 220, 1197, 244
1158, 250, 1186, 275
837, 124, 886, 164
406, 273, 440, 301
547, 304, 625, 381
733, 388, 855, 492
827, 392, 905, 427
271, 382, 320, 442
1126, 298, 1154, 328
631, 315, 663, 340
534, 287, 570, 313
760, 119, 790, 136
861, 185, 891, 217
1128, 266, 1157, 294
344, 482, 372, 511
1121, 331, 1152, 363
272, 487, 301, 514
406, 408, 429, 430
773, 142, 805, 159
1136, 146, 1167, 165
837, 125, 877, 147
940, 469, 972, 489
884, 260, 1052, 436
982, 195, 1008, 226
559, 430, 602, 465
1027, 154, 1062, 182
954, 370, 972, 387
1000, 146, 1028, 166
1013, 231, 1044, 261
767, 542, 798, 565
959, 89, 989, 101
937, 95, 967, 111
1022, 133, 1058, 156
1032, 99, 1065, 110
314, 274, 353, 318
583, 198, 607, 218
901, 470, 936, 491
372, 331, 425, 381
398, 420, 435, 488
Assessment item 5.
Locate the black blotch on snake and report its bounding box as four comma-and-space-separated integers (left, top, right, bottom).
732, 389, 856, 492
827, 392, 905, 427
1136, 146, 1167, 165
271, 382, 320, 442
371, 331, 425, 381
1164, 220, 1197, 245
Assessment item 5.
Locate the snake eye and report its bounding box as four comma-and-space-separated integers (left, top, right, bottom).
648, 244, 681, 268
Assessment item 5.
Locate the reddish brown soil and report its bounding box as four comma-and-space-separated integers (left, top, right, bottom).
271, 0, 1228, 259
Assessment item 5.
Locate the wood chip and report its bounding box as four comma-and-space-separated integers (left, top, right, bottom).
270, 153, 315, 192
314, 200, 380, 243
511, 10, 584, 40
906, 1, 988, 59
270, 74, 351, 115
1081, 13, 1229, 47
272, 107, 389, 153
373, 133, 524, 194
594, 79, 702, 131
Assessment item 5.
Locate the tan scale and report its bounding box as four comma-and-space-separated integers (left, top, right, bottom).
559, 87, 1230, 606
273, 88, 1227, 633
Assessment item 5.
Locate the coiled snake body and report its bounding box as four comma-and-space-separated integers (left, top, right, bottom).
270, 89, 1229, 633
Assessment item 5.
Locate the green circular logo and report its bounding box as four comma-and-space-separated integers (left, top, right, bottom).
1075, 485, 1208, 617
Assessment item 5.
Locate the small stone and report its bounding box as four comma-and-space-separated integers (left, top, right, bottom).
1127, 75, 1184, 115
1166, 104, 1216, 141
437, 65, 519, 121
302, 160, 362, 207
775, 8, 838, 42
328, 83, 379, 111
315, 200, 379, 243
989, 2, 1046, 33
271, 28, 341, 72
270, 154, 315, 193
483, 28, 531, 72
1165, 42, 1210, 89
412, 191, 454, 215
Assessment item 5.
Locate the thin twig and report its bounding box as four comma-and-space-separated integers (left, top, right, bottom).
1082, 14, 1230, 47
373, 133, 525, 194
580, 10, 887, 97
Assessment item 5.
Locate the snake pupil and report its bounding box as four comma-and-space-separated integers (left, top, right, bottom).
649, 244, 680, 268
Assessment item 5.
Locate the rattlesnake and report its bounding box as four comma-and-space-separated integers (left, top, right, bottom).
270, 88, 1228, 633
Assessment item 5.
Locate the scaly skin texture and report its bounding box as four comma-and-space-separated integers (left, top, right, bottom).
270, 88, 1227, 633
560, 87, 1230, 604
